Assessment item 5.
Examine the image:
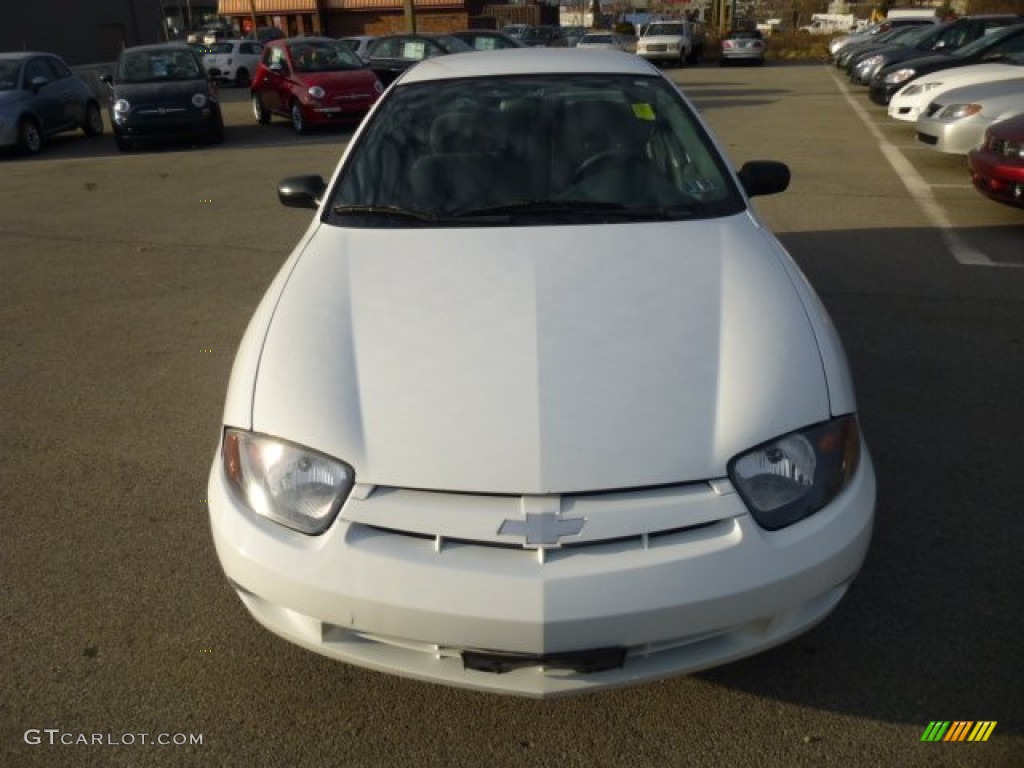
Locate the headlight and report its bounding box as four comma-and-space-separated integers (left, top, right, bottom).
859, 55, 883, 70
884, 68, 915, 85
902, 81, 940, 97
222, 429, 354, 535
192, 93, 207, 108
728, 416, 861, 531
938, 103, 981, 120
1001, 139, 1024, 159
373, 80, 384, 94
308, 85, 326, 99
113, 99, 130, 114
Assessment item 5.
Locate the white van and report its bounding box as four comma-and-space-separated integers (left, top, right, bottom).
636, 20, 706, 66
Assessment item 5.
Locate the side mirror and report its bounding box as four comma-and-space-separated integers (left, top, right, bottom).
29, 75, 49, 92
737, 161, 790, 198
100, 74, 114, 86
278, 175, 327, 210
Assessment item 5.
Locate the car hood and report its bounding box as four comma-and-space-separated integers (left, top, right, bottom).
890, 52, 956, 73
111, 80, 211, 105
911, 61, 1024, 88
249, 217, 831, 494
641, 34, 687, 43
292, 68, 378, 91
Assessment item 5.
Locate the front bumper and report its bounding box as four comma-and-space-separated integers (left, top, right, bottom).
968, 147, 1024, 208
916, 113, 991, 155
113, 106, 218, 140
638, 47, 686, 63
208, 443, 875, 698
869, 80, 901, 105
300, 97, 377, 125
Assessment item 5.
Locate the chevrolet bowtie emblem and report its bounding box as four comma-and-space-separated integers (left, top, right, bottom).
498, 512, 585, 549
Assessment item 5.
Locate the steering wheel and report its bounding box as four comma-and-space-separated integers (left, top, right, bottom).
572, 149, 647, 184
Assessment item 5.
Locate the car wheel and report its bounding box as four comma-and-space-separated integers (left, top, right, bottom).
290, 101, 306, 135
252, 93, 270, 125
678, 51, 687, 68
208, 109, 225, 145
17, 118, 42, 155
235, 68, 250, 88
114, 130, 133, 152
82, 102, 104, 136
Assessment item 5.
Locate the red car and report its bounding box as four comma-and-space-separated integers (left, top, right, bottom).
968, 112, 1024, 209
250, 37, 383, 133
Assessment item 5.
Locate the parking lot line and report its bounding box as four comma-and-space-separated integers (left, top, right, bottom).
825, 67, 1020, 269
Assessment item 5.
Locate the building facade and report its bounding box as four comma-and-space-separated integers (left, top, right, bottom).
215, 0, 554, 37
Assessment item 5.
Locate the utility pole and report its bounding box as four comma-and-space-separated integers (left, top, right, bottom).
404, 0, 417, 33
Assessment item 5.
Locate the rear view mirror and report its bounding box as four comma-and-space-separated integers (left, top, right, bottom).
278, 175, 327, 209
737, 161, 791, 197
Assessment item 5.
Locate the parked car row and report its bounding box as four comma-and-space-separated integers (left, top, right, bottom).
834, 15, 1024, 209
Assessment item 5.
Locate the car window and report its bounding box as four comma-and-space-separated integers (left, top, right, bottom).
210, 43, 234, 54
330, 73, 744, 227
24, 57, 60, 84
241, 43, 262, 55
266, 45, 289, 71
369, 38, 401, 58
289, 40, 363, 72
0, 60, 19, 90
46, 56, 72, 79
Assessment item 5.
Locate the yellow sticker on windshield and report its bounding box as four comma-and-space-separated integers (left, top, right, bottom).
632, 103, 655, 121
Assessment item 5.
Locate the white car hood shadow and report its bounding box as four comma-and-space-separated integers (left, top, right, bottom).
252, 216, 829, 494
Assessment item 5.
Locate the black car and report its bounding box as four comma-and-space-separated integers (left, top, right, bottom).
450, 30, 526, 51
850, 15, 1023, 88
365, 34, 473, 87
101, 43, 223, 151
869, 22, 1024, 105
519, 26, 569, 48
835, 24, 930, 70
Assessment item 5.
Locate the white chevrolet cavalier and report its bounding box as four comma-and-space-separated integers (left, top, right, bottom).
208, 49, 876, 698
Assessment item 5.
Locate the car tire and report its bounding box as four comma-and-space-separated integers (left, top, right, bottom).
208, 109, 225, 145
82, 101, 104, 136
17, 118, 42, 155
290, 101, 306, 135
235, 68, 250, 88
252, 93, 270, 125
114, 130, 133, 152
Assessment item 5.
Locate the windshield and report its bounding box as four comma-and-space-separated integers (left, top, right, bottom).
900, 24, 946, 48
209, 42, 234, 55
330, 73, 744, 227
290, 41, 364, 72
951, 25, 1023, 58
118, 49, 203, 82
645, 24, 685, 37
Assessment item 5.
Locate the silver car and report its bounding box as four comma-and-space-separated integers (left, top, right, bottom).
0, 51, 103, 155
916, 78, 1024, 154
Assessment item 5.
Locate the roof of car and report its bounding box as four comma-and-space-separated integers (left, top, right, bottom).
121, 43, 195, 53
398, 48, 658, 83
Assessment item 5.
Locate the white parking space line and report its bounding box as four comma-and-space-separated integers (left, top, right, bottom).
826, 67, 1020, 269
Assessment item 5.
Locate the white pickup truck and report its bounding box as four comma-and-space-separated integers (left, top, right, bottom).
636, 20, 706, 67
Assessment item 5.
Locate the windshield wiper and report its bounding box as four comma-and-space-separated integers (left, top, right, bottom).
331, 204, 439, 222
455, 199, 702, 220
